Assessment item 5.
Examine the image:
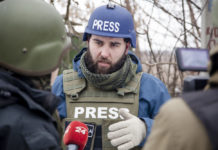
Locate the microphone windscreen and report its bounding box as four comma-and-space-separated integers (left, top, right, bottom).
63, 121, 88, 150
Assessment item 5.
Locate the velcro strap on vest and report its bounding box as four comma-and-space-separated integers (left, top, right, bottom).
63, 69, 86, 100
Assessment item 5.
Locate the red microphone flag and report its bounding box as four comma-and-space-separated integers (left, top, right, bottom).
63, 121, 89, 150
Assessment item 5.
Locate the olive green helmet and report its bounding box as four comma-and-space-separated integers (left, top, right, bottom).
0, 0, 71, 76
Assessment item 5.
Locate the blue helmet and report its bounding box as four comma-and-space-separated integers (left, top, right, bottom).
83, 4, 136, 48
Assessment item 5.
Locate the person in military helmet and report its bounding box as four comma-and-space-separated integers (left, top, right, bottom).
52, 3, 170, 150
0, 0, 71, 149
142, 1, 218, 150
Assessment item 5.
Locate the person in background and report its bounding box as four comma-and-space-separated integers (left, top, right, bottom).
142, 1, 218, 150
52, 3, 170, 150
0, 0, 71, 149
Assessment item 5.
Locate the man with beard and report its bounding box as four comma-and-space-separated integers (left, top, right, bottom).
0, 0, 71, 149
52, 3, 170, 150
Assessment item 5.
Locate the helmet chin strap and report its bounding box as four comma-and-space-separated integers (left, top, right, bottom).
125, 42, 130, 54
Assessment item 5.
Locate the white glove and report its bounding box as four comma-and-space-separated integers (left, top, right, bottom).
107, 109, 147, 150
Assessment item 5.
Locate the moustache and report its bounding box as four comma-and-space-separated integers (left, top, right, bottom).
97, 58, 112, 65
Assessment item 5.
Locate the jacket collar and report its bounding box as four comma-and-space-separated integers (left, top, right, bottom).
0, 71, 60, 120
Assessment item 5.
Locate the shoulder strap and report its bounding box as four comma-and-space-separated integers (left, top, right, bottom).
117, 72, 143, 96
63, 69, 86, 100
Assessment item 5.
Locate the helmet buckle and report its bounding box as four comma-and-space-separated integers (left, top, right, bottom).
107, 2, 115, 9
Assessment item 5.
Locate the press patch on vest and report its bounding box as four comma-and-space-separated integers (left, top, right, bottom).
92, 19, 120, 32
74, 107, 129, 119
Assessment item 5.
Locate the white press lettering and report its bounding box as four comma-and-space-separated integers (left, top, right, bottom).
86, 107, 96, 118
97, 20, 103, 31
98, 107, 107, 119
103, 21, 109, 31
74, 107, 84, 118
108, 107, 119, 119
73, 107, 130, 119
109, 22, 114, 32
115, 22, 120, 32
91, 19, 120, 33
92, 19, 98, 30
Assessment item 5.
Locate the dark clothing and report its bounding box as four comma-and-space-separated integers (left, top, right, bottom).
0, 71, 61, 150
183, 89, 218, 150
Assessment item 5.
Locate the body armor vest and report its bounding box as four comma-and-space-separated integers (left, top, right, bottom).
182, 89, 218, 150
63, 69, 142, 150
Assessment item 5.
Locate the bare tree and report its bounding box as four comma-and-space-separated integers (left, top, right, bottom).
48, 0, 203, 97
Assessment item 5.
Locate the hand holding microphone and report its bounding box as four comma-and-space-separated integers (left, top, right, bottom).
63, 121, 89, 150
107, 109, 147, 150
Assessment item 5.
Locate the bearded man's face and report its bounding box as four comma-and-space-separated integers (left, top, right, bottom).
85, 35, 129, 74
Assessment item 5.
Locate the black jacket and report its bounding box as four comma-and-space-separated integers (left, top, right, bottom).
183, 89, 218, 150
0, 71, 61, 150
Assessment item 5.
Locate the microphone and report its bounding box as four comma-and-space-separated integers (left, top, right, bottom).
63, 121, 89, 150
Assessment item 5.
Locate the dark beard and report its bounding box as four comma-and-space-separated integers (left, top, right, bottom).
84, 48, 127, 74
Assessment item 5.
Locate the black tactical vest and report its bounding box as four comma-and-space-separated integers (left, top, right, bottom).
182, 89, 218, 150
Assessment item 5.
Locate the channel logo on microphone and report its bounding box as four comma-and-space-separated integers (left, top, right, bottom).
75, 126, 88, 135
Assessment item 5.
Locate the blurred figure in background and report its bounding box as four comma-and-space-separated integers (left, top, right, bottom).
0, 0, 71, 149
142, 1, 218, 150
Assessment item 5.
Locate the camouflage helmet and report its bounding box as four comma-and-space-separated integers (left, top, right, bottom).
0, 0, 71, 76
